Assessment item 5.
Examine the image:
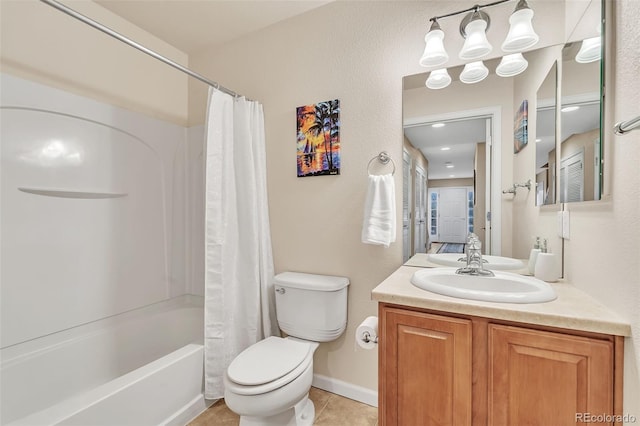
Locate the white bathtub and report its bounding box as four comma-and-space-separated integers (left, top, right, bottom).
1, 296, 210, 425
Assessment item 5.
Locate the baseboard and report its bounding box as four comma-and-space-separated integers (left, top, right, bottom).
312, 374, 378, 408
164, 395, 215, 426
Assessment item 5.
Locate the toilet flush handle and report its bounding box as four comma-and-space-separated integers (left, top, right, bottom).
275, 287, 285, 294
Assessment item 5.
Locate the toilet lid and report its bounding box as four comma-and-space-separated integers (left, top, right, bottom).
227, 336, 311, 386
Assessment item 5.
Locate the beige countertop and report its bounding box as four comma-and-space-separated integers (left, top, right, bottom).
404, 253, 532, 275
372, 264, 631, 337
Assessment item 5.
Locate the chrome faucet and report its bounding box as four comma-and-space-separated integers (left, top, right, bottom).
456, 234, 494, 277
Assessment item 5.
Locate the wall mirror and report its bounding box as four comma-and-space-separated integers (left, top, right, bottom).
559, 0, 603, 203
536, 62, 557, 206
401, 0, 604, 264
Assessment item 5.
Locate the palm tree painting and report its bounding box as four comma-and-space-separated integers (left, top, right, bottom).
296, 99, 340, 177
514, 100, 529, 153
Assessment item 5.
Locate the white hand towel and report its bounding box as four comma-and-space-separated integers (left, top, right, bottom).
362, 174, 396, 247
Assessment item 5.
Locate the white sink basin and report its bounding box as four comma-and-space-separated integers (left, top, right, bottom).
411, 268, 556, 304
427, 253, 525, 270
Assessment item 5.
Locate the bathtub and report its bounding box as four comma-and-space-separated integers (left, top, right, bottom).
1, 295, 210, 425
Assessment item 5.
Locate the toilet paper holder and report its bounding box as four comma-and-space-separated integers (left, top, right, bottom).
361, 331, 378, 344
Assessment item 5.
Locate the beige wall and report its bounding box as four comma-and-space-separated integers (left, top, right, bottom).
0, 0, 189, 125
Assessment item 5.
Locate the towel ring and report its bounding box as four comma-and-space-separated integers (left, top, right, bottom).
367, 151, 396, 176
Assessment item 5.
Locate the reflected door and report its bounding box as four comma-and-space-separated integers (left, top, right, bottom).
402, 150, 412, 262
414, 165, 427, 253
438, 187, 467, 244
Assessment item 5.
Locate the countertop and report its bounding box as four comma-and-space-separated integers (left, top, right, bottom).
372, 263, 631, 337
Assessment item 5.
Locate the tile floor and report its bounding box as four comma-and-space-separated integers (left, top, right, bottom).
188, 387, 378, 426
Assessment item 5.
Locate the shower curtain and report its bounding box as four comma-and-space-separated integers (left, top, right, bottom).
203, 88, 279, 399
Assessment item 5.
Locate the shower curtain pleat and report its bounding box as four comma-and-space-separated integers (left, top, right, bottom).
203, 88, 278, 400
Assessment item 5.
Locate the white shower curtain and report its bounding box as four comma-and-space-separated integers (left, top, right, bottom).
204, 88, 279, 399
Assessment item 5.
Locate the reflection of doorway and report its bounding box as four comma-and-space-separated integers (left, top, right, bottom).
404, 107, 501, 254
560, 149, 585, 203
438, 187, 468, 243
414, 165, 427, 253
429, 187, 473, 244
402, 150, 412, 262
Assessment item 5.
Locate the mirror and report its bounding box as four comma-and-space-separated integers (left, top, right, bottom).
402, 0, 605, 265
559, 8, 603, 203
536, 62, 557, 206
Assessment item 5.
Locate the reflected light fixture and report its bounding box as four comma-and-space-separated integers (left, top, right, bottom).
420, 19, 449, 67
432, 123, 446, 128
575, 36, 601, 63
496, 53, 528, 77
425, 68, 452, 89
502, 0, 539, 53
460, 61, 489, 84
440, 146, 451, 150
561, 105, 580, 113
459, 8, 493, 60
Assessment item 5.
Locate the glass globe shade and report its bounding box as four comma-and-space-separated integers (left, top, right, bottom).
459, 18, 492, 60
496, 53, 529, 77
426, 68, 452, 89
459, 61, 489, 84
420, 29, 449, 67
575, 36, 601, 63
502, 8, 539, 52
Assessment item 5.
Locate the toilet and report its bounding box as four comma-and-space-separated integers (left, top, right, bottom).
223, 271, 349, 426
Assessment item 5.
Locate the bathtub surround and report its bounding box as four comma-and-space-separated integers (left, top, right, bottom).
204, 88, 278, 399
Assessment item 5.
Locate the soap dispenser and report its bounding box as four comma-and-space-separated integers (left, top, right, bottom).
535, 239, 559, 282
527, 237, 541, 274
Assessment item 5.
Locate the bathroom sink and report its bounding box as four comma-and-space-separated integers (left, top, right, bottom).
427, 253, 525, 270
411, 268, 556, 304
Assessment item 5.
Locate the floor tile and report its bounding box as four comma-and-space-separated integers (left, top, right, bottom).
313, 394, 378, 426
188, 387, 378, 426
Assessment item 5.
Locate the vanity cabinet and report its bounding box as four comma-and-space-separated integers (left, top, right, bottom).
378, 306, 472, 425
379, 303, 623, 426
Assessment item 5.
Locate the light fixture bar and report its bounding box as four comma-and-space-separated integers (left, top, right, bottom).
428, 0, 511, 24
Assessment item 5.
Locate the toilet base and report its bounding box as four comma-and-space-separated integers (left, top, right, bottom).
239, 394, 315, 426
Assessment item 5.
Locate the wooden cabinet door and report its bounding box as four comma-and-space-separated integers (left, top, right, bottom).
379, 306, 472, 426
488, 324, 614, 426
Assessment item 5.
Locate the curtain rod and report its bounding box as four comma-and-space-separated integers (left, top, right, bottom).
39, 0, 246, 99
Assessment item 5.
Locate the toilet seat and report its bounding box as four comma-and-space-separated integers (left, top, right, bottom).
226, 336, 313, 396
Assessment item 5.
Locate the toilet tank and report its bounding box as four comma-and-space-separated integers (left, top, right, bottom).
274, 272, 349, 342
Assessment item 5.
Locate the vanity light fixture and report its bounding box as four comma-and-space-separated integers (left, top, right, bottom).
425, 68, 452, 89
419, 0, 539, 89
